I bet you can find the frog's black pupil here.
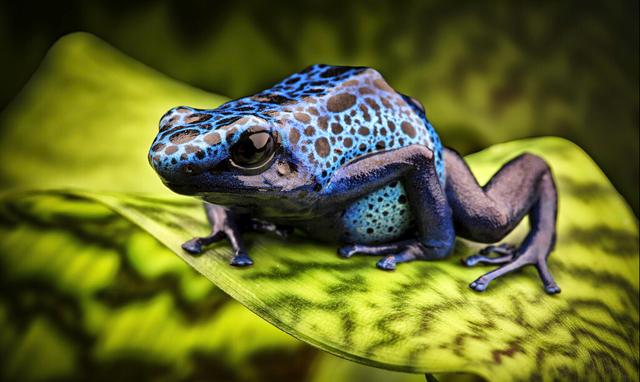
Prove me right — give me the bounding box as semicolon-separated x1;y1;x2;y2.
231;132;274;168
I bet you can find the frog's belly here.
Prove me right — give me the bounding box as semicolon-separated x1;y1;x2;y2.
341;183;414;244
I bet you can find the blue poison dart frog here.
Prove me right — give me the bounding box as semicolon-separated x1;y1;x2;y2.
149;65;560;294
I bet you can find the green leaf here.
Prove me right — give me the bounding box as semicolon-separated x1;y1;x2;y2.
0;192;311;381
0;33;637;381
0;32;226;193
5;137;637;381
0;190;462;382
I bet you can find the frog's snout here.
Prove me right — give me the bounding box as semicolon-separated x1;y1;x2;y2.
148;138;221;193
148;122;228;194
148;106;229;186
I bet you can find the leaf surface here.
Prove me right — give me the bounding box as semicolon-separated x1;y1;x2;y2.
0;192;312;381
0;32;226;193
13;137;636;381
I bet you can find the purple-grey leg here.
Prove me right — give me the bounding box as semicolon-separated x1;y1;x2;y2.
444;148;560;294
182;203;253;266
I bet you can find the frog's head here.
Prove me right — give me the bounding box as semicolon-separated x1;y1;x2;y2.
149;106;314;212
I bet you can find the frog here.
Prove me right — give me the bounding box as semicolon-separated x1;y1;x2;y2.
148;64;560;294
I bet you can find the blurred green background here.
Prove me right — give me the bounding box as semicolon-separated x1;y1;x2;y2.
0;1;637;381
0;0;638;213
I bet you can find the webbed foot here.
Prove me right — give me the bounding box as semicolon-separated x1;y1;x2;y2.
464;243;560;295
182;238;203;254
376;255;398;270
183;230;255;267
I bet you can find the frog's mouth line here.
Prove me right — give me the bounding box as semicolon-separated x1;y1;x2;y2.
163;178;321;213
162;180;281;199
162;181;198;196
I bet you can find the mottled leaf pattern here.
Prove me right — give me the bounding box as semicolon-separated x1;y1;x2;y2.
11;138;636;381
0;192;315;381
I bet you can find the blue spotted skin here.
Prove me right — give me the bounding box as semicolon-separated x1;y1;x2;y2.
149;64;444;244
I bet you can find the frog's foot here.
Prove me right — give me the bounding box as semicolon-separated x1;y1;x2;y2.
183;233;254;266
339;240;445;271
375;251;420;271
461;243;517;266
338;242;404;259
468;246;560;295
230;252;254;267
182;232;225;254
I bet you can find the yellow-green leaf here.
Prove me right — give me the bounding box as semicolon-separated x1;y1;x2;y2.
0;33;637;381
0;32;226;193
6;137;637;381
0;190;462;382
0;193;311;381
97;138;640;381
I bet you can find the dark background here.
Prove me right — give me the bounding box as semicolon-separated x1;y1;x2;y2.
1;0;638;213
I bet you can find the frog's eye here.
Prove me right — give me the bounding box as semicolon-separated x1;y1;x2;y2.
229;131;276;170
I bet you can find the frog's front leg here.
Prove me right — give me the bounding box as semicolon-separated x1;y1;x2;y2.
338;240;434;270
322;145;456;269
182;203;253;266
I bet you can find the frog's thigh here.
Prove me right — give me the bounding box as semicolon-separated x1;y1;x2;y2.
444;148;556;242
341;183;413;243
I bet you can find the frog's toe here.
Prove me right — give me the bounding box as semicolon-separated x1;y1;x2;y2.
462;253;514;267
376;256;397;271
469;277;490;292
182;238;203;254
482;243;517;255
545;283;561;295
338;245;357;258
182;231;225;255
461;254;482;267
230;253;254;267
462;243;516;267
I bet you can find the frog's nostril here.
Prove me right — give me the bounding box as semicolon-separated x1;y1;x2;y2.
148;151;162;169
182;163;204;176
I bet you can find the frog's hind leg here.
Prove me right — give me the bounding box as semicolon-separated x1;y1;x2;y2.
444;148;560;294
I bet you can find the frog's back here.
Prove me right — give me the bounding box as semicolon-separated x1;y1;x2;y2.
174;64;444;185
264;65;444;243
260;65;444;185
